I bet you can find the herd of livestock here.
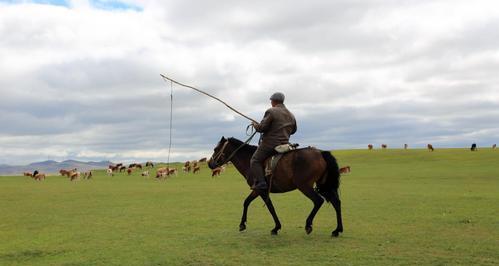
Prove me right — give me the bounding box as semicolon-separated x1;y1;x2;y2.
367;143;496;151
23;157;227;181
21;143;495;181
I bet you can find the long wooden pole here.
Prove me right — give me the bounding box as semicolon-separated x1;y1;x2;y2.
160;74;257;123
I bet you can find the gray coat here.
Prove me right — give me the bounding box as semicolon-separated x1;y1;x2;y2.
253;103;297;148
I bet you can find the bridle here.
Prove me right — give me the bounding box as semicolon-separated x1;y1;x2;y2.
211;129;257;167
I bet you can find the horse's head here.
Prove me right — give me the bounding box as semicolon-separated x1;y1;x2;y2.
208;136;234;169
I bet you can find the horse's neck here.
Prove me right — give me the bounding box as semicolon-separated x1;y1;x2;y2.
230;150;253;180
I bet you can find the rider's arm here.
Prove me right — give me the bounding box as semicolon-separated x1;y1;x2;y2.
253;109;273;133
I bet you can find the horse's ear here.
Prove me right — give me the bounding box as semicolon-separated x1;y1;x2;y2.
220;136;226;142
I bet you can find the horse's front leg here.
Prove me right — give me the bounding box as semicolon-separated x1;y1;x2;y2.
260;193;282;235
239;190;258;231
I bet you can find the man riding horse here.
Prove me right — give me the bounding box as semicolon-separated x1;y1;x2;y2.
250;92;297;193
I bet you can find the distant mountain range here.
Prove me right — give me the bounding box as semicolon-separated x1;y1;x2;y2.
0;160;112;176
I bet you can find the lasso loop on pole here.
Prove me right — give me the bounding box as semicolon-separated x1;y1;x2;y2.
246;124;255;136
167;80;173;169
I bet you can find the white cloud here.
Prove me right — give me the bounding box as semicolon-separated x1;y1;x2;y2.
0;0;498;164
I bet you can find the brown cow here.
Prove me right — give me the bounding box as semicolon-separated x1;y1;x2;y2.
182;165;191;173
427;144;434;151
69;171;80;181
193;165;201;174
33;173;46;181
339;166;351;174
211;167;223;177
59;169;73;177
83;171;92;179
168;168;178;176
156;167;169;179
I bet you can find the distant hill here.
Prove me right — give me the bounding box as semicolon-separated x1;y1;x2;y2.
0;160;112;176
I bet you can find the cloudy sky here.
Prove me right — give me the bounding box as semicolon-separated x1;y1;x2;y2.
1;0;498;165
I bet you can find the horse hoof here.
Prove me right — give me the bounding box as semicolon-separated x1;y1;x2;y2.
239;224;246;232
271;230;279;235
332;230;340;237
305;226;313;235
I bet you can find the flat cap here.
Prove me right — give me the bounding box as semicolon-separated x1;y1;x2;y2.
269;92;285;102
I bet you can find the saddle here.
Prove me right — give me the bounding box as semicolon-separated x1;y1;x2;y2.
265;143;299;177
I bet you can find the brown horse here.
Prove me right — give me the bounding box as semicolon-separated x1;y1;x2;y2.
208;137;343;237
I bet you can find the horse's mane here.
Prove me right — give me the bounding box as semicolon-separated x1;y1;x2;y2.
228;137;257;153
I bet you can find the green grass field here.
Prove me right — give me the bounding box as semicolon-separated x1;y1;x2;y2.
1;148;498;265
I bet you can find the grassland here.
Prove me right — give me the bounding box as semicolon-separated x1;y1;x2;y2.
0;148;498;265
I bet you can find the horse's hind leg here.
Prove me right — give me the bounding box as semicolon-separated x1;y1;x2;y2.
298;186;324;234
260;192;282;235
329;191;343;237
240;191;258;231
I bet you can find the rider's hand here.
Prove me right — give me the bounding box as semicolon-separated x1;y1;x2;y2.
251;121;259;128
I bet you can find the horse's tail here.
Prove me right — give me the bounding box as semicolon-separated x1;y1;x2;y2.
316;151;340;202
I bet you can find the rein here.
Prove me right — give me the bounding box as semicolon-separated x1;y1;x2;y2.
213;128;257;167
